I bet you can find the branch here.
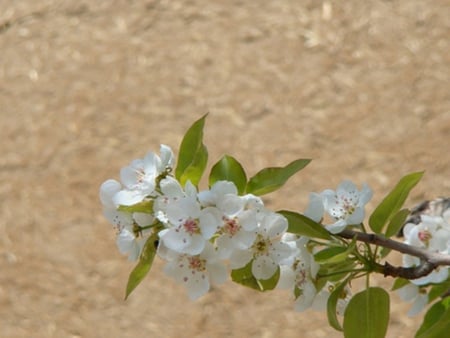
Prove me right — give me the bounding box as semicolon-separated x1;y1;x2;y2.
338;229;450;280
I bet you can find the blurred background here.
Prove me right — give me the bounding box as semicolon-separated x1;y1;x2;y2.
0;1;448;337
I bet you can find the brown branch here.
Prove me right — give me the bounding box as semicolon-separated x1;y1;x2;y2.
338;229;450;280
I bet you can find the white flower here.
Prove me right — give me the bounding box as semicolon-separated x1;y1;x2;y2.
113;145;175;206
160;242;227;300
157;180;222;255
204;182;265;258
397;283;428;316
100;179;155;261
230;211;294;280
403;214;450;285
278;236;321;312
321;180;373;234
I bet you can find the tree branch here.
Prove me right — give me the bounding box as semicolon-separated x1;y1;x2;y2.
338;229;450;280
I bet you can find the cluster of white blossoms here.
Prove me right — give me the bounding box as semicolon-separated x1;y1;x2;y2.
398;207;450;315
100;145;374;308
304;180;373;234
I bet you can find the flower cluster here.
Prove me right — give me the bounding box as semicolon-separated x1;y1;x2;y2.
100;145;370;311
397;206;450;315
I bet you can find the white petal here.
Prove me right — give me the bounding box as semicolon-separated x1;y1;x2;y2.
100;179;122;207
270;242;295;264
252;255;277;280
408;293;428;316
143;152;159;175
229;249;253;269
265;213;288;238
277;265;295;289
185;272;210;300
325;219;348;234
113;189;147;206
359;183;373;205
304;192;324;222
347;207;364;225
199;207;222;239
160;176;184;198
294;280;316;312
159;144;175;169
183;234;206;255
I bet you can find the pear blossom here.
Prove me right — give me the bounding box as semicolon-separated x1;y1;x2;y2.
202;181;264;258
100;179;155;261
113;145;175;206
397;283;428;316
278;236;320;312
230;211;294;280
160;242;227;300
321;180;373;234
402;214;450;285
157;179;222;255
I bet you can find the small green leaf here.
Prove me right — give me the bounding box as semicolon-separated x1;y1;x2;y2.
343;287;390;338
175;115;208;187
315;241;355;264
246;158;311;196
327;279;349;331
369;172;424;234
384;208;410;238
209;155;247;194
278;210;332;240
391;278;410;291
415;301;450;338
428;280;450;303
231;261;280;292
125;232;159;299
118;200;154;214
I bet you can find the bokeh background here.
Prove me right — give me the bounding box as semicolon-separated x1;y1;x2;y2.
0;1;449;337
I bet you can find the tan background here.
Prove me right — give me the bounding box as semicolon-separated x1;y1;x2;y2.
0;1;449;337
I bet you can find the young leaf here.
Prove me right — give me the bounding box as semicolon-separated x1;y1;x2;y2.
369;171;423;234
415;301;450;338
246;158;311;196
209;155;247;194
384;208;410;238
125;232;159;299
278;210;332;240
175;114;208;187
231;261;280;292
327;279;350;331
391;278;409;291
315;239;356;264
117;200;154;214
343;287;390;338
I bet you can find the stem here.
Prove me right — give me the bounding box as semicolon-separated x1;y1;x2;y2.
338;229;450;280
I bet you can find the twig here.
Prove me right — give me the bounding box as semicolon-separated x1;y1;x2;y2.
339;229;450;279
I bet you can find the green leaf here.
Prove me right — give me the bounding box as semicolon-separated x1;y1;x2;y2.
369;172;424;234
428;280;450;303
391;278;409;291
231;261;280;292
175;115;208;187
327;279;349;331
415;301;450;338
278;210;332;240
343;287;390;338
315;240;356;264
209;155;247;194
125;232;159;299
246;158;311;196
384;208;410;238
117;200;154;214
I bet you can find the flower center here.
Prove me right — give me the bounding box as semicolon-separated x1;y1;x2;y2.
187;256;206;272
222;217;241;236
252;234;270;256
183;218;200;235
418;230;432;243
